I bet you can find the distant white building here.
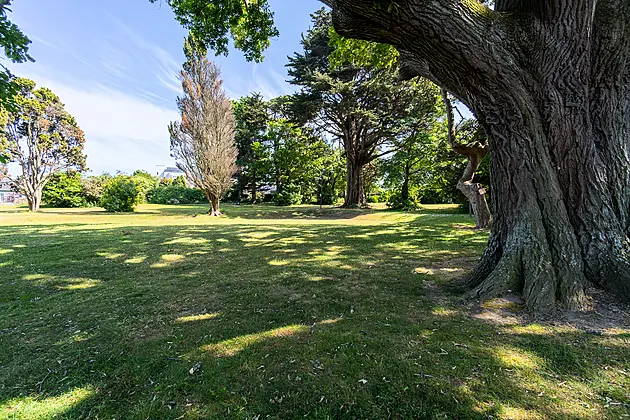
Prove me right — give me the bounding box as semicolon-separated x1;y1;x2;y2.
0;176;23;205
158;167;186;182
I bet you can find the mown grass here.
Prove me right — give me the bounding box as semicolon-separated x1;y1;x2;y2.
0;204;628;419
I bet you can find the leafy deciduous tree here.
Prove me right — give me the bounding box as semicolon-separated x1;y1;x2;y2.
0;78;86;211
0;0;33;114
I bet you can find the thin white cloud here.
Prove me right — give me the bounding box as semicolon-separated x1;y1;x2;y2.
250;65;293;100
108;13;182;95
14;70;178;175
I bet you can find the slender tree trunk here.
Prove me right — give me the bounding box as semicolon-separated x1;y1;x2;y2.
343;157;366;207
457;158;491;229
401;163;410;202
442;89;492;229
251;170;257;204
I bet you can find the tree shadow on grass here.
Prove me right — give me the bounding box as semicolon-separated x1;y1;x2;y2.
0;217;628;419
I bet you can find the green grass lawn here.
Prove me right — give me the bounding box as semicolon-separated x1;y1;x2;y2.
0;204;628;419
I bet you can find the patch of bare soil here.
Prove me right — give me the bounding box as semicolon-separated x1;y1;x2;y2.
467;288;630;333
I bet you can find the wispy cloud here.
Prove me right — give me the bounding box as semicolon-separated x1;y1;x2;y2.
250;65;293;100
222;64;294;100
108;13;182;95
15;70;178;175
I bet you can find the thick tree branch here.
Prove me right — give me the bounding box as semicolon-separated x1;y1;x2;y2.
327;0;512;94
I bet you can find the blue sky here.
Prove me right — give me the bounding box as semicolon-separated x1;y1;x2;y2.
6;0;323;175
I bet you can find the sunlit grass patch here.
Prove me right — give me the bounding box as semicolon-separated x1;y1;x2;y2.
414;267;435;275
124;256;146;264
176;313;219;323
202;324;309;356
23;273;53;281
494;346;543;370
163;237;210;245
1;387;95;420
95;251;125;260
58;278;101;290
431;307;459;317
150;253;185;268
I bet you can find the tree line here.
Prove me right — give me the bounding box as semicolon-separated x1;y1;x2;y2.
144;0;630;309
1;9;488;219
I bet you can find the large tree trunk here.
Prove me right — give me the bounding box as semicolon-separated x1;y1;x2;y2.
329;0;630;310
26;185;42;212
208;195;221;217
344;157;366;207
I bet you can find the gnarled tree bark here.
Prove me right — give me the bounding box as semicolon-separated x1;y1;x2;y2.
327;0;630;310
442;88;491;229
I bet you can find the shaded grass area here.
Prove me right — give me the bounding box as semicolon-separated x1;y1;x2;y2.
0;204;628;419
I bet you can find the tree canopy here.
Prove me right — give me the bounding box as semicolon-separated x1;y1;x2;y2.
0;0;33;114
0;78;86;211
149;0;278;62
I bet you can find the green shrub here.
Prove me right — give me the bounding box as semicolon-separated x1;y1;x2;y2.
387;191;420;211
273;184;302;206
100;176;141;212
42;171;86;208
131;170;158;203
81;173;112;205
147;185;206;205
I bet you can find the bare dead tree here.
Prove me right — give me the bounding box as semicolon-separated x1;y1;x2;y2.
169;36;237;216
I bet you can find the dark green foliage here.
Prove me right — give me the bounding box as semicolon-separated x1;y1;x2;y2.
150;0;278;62
131;170;158;203
0;1;33;112
387;191;419;210
287;10;443;207
42;171;86;208
147;185;206;205
273;183;302;206
99;176;141;212
233;93;270;202
173;175;187;187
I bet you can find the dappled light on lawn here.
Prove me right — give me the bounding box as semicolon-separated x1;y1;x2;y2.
0;204;628;419
150;253;185;268
1;387;95;420
201;324;309;357
176;313;220;323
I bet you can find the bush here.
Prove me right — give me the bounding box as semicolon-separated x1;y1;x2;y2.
147;185;206;205
100;176;141;212
387;191;420;211
81;173;112;205
42;171;86;208
131;170;158;203
273;184;302;206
